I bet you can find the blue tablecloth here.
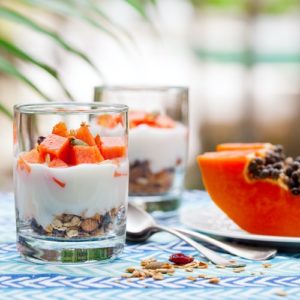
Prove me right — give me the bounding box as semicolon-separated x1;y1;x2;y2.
1;191;300;299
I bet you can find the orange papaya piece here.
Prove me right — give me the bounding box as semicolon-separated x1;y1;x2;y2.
100;137;126;160
52;177;66;188
197;145;300;237
97;114;121;128
155;115;175;128
48;158;68;168
52;122;69;137
128;110;157;128
75;123;96;146
94;134;103;152
217;143;270;152
21;149;42;163
128;111;147;128
129;110;176;128
71;145;104;165
17;149;42;173
39;134;71;163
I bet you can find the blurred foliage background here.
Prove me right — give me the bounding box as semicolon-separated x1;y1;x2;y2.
0;0;300;190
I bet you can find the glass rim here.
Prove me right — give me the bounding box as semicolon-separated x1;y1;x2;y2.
94;85;189;93
14;102;129;114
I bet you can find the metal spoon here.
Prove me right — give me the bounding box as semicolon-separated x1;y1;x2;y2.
126;203;246;267
174;228;276;261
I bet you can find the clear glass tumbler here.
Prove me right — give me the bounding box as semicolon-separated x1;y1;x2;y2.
13;103;128;263
94;86;188;216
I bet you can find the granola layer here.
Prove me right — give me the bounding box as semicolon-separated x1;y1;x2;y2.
30;206;126;238
129;160;175;195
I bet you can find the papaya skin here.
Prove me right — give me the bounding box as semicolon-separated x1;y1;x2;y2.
198;150;300;237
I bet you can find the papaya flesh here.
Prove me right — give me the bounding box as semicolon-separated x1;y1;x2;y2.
216;143;271;152
198;143;300;237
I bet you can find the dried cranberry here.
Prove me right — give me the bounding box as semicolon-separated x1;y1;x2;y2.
169;253;194;265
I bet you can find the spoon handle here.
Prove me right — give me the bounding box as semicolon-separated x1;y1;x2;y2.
155;225;242;267
174;228;277;261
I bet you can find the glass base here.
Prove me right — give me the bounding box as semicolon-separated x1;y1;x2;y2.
129;192;181;218
17;233;125;264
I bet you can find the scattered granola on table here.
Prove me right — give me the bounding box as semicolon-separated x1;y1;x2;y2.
275;290;288;297
208;277;220;284
121;255;224;282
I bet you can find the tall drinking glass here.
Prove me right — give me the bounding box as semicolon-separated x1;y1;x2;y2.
14;103;128;263
94;86;188;216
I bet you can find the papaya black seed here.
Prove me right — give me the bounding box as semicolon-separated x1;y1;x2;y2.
285;167;293;177
273;162;283;170
254;158;264;165
292;172;300;181
271;169;280;180
291;188;300;195
260;169;270;179
292;162;300;171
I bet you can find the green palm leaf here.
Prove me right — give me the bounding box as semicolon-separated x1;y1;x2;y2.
0;102;13;119
0;56;52;101
0;6;104;79
16;0;127;50
0;38;74;100
125;0;149;20
84;0;137;46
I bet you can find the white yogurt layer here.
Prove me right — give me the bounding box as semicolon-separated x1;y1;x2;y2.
15;160;128;228
129;123;187;173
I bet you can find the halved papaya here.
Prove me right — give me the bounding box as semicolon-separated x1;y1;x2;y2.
198;144;300;237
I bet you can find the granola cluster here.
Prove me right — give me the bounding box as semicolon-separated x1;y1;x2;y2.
31;206;126;238
121;256;274;283
129;161;175;195
121;257;219;282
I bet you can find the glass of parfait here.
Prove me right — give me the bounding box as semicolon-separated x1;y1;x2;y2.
94;86;188;216
13;103;128;264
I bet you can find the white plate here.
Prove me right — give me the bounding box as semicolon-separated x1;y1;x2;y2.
180;192;300;248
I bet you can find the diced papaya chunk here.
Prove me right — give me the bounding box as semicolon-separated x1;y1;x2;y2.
39;134;71;163
75;123;96;146
97;114;121;128
17;157;31;173
48;158;68;168
17;149;42;173
155;115;175;128
128;111;176;128
129;111;148;128
52;177;66;188
71;145;104;165
100;137;126;159
21;149;42;163
52;122;69;137
94;134;103;153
